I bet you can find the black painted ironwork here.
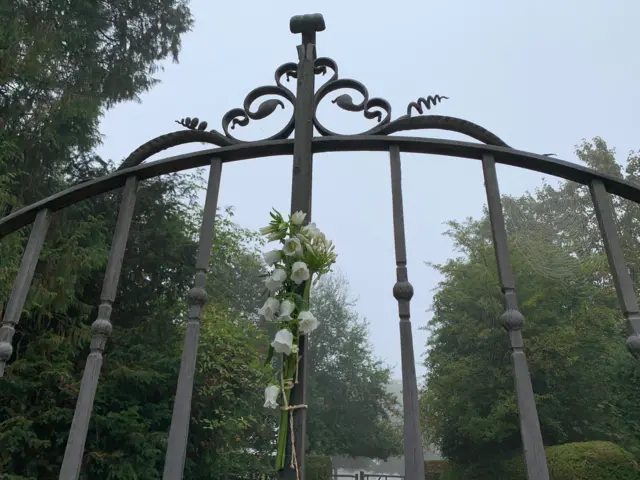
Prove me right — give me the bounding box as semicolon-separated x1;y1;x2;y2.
589;179;640;357
0;208;50;376
163;157;223;479
59;176;139;480
282;13;322;480
482;154;549;479
389;145;425;480
1;11;640;480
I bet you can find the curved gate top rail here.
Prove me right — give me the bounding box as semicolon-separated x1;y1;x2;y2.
1;12;639;480
3;136;640;239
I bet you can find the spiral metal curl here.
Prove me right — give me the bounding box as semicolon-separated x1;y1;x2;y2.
406;95;450;116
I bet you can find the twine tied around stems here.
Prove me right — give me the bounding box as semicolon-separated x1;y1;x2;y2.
281;403;307;480
281;351;306;480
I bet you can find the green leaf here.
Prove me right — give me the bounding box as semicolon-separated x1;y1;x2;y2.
264;345;275;366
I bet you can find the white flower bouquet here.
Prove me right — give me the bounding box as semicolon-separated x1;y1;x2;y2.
258;209;337;473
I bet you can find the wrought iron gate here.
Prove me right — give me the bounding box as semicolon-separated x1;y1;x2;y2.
333;473;405;480
1;12;640;480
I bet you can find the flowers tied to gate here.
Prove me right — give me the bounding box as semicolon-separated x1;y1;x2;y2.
258;209;337;472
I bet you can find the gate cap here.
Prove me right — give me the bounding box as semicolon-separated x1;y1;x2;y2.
290;13;326;35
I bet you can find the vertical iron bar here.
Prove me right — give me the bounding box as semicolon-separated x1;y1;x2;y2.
388;145;425;480
163;157;223;479
0;208;51;377
285;13;325;480
589;179;640;357
481;154;549;480
59;175;139;480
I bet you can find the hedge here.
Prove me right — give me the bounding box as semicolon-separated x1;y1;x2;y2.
425;460;450;479
439;441;640;480
307;455;332;480
502;441;639;480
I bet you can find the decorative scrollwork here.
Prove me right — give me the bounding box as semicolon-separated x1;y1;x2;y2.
220;84;295;142
313;57;392;136
406;95;449;116
307;59;510;146
174;62;298;144
275;62;298;90
119;55;510;172
118;61;300;170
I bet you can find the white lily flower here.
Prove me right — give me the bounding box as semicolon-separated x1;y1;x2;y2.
263;249;282;266
279;299;295;320
283;237;303;257
265;269;287;293
264;385;280;409
291;261;310;285
298;311;319;335
291;211;307;226
258;297;280;322
271;329;294;355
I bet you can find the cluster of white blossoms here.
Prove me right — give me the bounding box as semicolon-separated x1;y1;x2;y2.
260;210;336;408
257;209;337;471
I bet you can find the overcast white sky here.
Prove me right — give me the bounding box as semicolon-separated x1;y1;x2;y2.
96;0;640;380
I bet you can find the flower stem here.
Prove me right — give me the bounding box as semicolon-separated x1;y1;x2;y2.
275;277;313;472
275;354;296;470
275;407;288;469
303;275;312;309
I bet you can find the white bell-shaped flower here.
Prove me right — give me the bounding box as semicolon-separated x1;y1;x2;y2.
258;297;280;322
263;249;282;266
301;222;321;239
265;269;287;293
283;237;303;258
279;299;295;321
264;384;280;409
290;261;310;285
298;311;319;335
291;211;307;226
271;329;294;355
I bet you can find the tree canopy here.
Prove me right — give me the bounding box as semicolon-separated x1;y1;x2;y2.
0;1;420;477
308;274;403;460
420;137;640;470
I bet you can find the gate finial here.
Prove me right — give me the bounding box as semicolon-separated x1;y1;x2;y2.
289;13;326;36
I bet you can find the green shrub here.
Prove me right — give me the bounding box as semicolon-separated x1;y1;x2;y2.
438;464;468;480
425;460;450;479
307;455;332;480
502;441;640;480
438;462;502;480
438;441;639;479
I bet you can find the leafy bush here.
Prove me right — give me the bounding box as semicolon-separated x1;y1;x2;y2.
502;441;640;480
439;465;464;480
439;463;501;480
425;460;450;479
307;455;332;480
440;441;640;479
